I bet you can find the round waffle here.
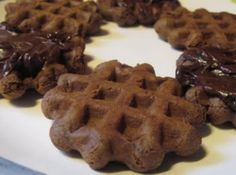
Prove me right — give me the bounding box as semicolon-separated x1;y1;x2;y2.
0;25;85;99
155;7;236;50
97;0;180;26
5;0;103;37
176;47;236;127
42;60;206;172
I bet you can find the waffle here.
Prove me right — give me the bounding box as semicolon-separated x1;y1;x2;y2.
176;47;236;127
0;24;85;100
5;0;103;37
155;7;236;50
97;0;180;26
42;60;206;172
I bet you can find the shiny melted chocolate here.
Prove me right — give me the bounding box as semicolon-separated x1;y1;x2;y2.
176;47;236;111
0;24;72;78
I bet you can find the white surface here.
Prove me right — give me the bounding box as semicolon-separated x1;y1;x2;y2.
0;0;236;175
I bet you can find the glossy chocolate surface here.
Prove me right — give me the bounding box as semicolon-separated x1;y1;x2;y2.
176;47;236;111
0;24;73;78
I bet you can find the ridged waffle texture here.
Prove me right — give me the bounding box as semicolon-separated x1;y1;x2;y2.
155;7;236;50
5;0;103;37
42;60;206;172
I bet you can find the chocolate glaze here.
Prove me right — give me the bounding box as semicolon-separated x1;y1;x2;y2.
0;24;74;78
176;47;236;111
116;0;179;8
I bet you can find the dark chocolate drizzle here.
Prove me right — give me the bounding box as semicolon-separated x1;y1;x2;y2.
176;47;236;111
0;23;73;78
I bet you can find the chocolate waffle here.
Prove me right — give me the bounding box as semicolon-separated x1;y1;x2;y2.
155;7;236;50
97;0;180;26
5;0;103;37
42;60;206;172
0;25;85;100
176;47;236;127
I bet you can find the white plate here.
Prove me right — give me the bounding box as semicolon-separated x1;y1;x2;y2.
0;0;236;175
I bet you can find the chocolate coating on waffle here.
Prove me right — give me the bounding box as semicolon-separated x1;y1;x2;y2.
42;60;206;172
98;0;180;26
176;48;236;126
0;30;60;78
0;25;85;99
155;7;236;50
5;0;103;37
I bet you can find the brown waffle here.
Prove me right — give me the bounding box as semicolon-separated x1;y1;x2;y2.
5;0;103;37
176;47;236;127
42;60;206;172
97;0;180;26
0;24;85;100
155;7;236;50
185;87;236;127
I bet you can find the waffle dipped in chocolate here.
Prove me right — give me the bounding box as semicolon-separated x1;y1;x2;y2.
97;0;180;26
176;48;236;127
0;24;85;100
155;7;236;50
5;0;103;37
42;60;206;172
